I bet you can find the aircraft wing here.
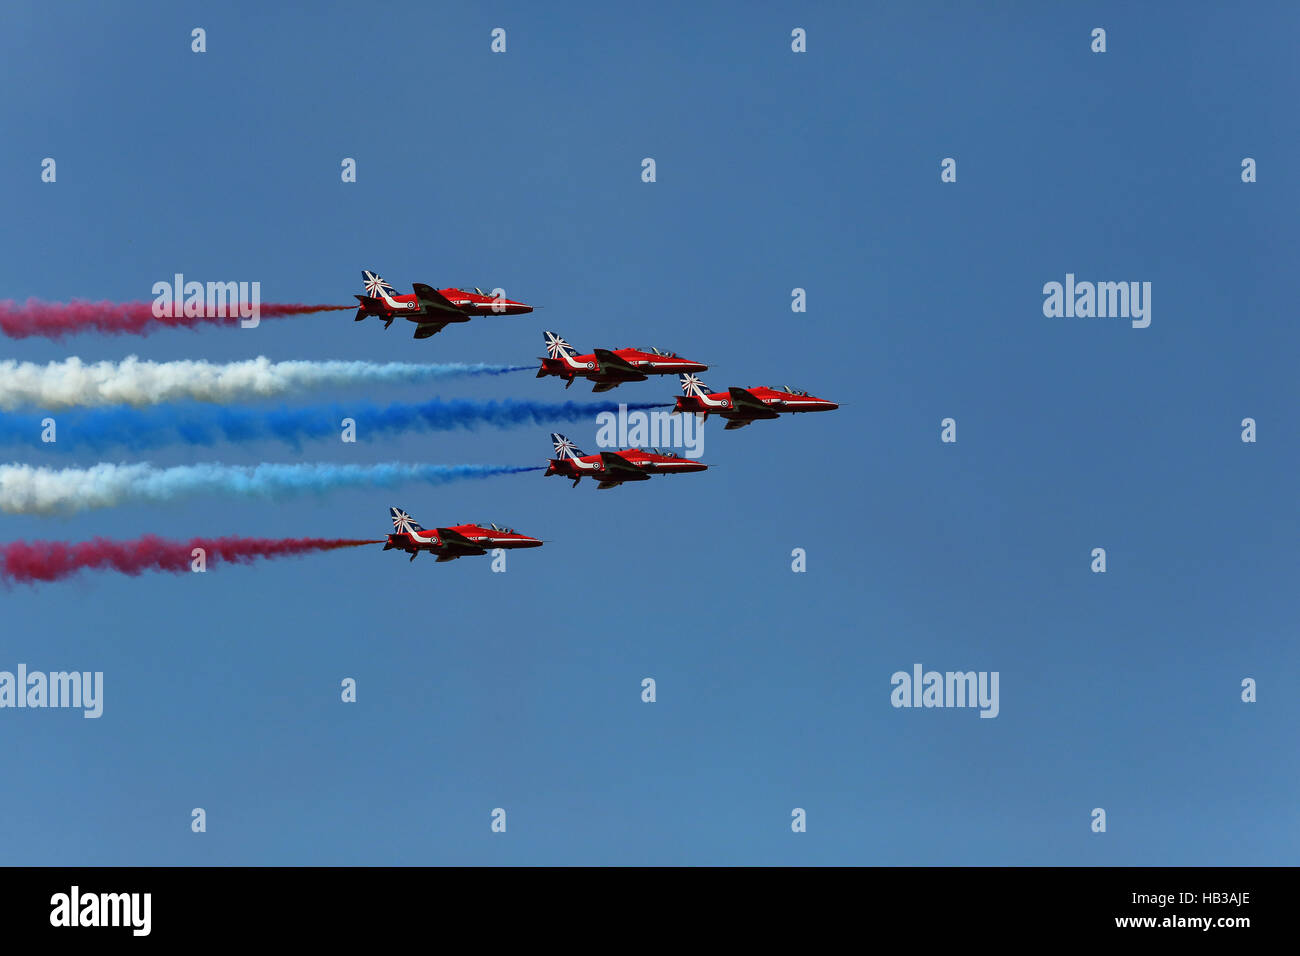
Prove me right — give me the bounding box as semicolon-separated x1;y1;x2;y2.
411;283;468;316
728;387;780;418
434;527;488;556
413;321;449;339
598;452;651;479
592;349;648;381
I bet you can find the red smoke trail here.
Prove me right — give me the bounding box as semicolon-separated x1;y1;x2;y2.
0;300;352;339
0;535;383;583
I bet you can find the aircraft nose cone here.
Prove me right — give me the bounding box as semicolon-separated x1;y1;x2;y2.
521;537;543;547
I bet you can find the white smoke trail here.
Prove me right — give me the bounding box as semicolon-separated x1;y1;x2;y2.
0;462;541;515
0;356;529;410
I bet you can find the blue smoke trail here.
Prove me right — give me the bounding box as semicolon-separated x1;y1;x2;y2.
0;399;671;452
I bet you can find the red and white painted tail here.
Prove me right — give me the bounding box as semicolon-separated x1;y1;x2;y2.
550;433;586;459
355;270;408;326
544;330;577;361
675;373;714;419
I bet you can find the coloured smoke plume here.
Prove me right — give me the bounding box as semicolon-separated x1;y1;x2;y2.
0;462;544;515
0;356;533;409
0;399;672;452
0;300;351;339
0;535;383;584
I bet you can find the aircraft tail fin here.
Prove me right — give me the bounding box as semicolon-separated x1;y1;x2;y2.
544;331;576;359
679;373;710;397
551;433;585;460
362;270;396;298
390;506;423;534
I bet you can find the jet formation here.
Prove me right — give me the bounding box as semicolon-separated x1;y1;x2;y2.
349;268;839;560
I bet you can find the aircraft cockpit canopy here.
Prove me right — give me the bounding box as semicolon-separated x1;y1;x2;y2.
618;346;679;357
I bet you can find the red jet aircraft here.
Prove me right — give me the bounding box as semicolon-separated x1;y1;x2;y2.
536;331;708;392
545;433;708;489
354;270;534;339
383;507;543;562
673;374;839;429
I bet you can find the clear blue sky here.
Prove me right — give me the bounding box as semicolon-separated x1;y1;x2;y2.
0;1;1295;865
